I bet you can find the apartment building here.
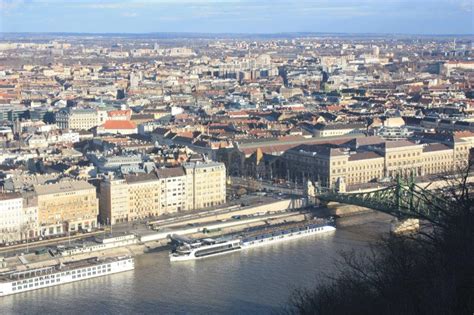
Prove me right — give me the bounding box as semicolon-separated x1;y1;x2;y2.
98;162;226;225
127;173;162;220
0;193;23;244
34;181;99;236
157;167;188;213
55;108;99;130
22;193;39;240
184;161;226;209
98;178;130;224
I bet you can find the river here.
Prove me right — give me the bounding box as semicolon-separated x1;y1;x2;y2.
1;212;392;315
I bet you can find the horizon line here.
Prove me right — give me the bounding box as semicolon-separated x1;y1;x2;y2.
1;31;473;37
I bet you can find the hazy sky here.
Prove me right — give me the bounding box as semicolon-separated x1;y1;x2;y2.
0;0;473;34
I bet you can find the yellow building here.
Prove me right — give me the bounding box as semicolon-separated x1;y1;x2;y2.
346;152;385;186
127;173;162;220
422;143;454;175
34;181;98;236
55;108;99;130
379;140;424;178
98;162;226;225
184;162;226;209
453;132;474;170
98;177;130;225
281;137;473;188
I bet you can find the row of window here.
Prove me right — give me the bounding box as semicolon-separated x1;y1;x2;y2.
71;268;111;280
388;152;421;158
12;263;113;287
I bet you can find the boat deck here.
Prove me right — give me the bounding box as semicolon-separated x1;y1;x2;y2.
0;256;131;282
238;219;332;240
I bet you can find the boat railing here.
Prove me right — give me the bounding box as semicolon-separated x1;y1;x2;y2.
239;219;330;240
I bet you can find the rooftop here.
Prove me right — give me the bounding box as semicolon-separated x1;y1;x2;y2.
34;181;95;195
102;120;137;130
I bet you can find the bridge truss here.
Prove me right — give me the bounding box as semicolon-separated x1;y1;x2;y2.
317;177;451;223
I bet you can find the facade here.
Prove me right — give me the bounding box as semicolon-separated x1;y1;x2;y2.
34;181;99;236
157;167;188;213
127;173;162;220
98;178;130;224
55;108;99;130
22;193;39;240
279;144;346;188
0;193;23;244
312;123;366;138
375;140;425;179
346;152;385;186
280;138;474;188
98;162;226;225
183;161;226;209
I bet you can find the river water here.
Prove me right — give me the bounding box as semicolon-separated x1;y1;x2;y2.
1;212;391;315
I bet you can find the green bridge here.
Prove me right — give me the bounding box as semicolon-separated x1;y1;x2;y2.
315;177;451;223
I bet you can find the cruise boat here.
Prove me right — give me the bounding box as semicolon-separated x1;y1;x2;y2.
169;218;336;262
240;220;336;248
0;256;134;297
169;238;242;262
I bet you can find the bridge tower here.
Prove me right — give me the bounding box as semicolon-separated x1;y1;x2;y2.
304;180;317;206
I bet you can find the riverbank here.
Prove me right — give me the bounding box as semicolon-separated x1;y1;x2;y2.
1;210;392;274
1;209;393;314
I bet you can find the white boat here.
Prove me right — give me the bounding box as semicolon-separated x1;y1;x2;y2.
241;224;336;248
0;256;134;297
169;238;242;262
169;219;336;262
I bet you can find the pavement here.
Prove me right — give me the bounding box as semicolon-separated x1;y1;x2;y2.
0;193;294;258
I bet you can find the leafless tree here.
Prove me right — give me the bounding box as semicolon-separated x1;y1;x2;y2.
285;163;474;315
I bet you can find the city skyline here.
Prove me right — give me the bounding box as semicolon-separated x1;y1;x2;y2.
0;0;473;35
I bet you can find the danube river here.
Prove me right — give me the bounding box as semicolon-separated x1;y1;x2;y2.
2;212;392;315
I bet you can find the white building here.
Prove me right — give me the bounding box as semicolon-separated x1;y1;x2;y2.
157;167;188;213
0;193;24;244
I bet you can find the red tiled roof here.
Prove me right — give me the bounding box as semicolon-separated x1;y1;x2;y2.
102;120;136;129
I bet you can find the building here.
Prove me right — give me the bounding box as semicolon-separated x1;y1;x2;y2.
279;144;349;188
22;193;39;240
87;153;143;173
34;181;99;236
183;161;226;209
55;108;99;130
157;167;188;213
0;193;23;244
98;177;130;224
126;172;162;220
98;162;226;225
373;140;425;179
312;122;366;138
96;120;137;135
279;137;473;188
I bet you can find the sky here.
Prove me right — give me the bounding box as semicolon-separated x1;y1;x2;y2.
0;0;473;34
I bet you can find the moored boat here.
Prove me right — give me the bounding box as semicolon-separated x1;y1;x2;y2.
169;218;336;262
0;255;134;297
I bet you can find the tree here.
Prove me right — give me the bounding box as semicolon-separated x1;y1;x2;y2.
286;165;474;315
